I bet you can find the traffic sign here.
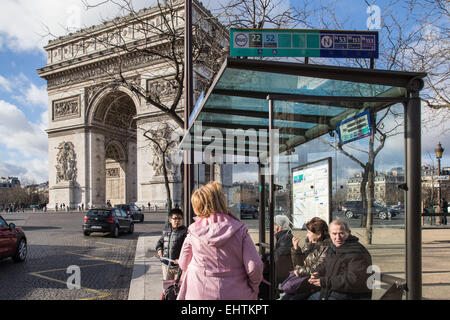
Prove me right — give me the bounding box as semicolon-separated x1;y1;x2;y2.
230;29;378;58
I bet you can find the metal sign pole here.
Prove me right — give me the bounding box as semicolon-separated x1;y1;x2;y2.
268;98;275;300
184;0;194;225
405;79;424;300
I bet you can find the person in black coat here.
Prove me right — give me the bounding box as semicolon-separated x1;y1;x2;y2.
273;215;294;287
156;208;188;280
308;219;373;300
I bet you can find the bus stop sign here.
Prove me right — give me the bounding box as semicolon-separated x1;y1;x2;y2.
230;29;378;59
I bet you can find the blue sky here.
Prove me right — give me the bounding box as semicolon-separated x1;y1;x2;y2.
0;0;448;184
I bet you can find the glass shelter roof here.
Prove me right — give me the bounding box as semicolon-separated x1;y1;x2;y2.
180;57;426;157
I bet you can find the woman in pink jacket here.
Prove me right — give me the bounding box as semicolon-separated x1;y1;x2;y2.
177;181;263;300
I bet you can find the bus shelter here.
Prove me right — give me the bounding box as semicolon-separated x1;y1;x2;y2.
180;57;426;300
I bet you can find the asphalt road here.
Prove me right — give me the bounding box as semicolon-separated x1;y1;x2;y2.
0;211;166;300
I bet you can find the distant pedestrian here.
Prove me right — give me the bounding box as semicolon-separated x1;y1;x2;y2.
148;202;151;212
441;199;448;225
81;203;84;211
156;208;188;280
176;181;263;300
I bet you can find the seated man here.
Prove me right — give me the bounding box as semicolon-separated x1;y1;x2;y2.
308;219;373;300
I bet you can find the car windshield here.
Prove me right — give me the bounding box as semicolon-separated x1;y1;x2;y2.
131;204;140;210
0;216;8;228
87;210;111;217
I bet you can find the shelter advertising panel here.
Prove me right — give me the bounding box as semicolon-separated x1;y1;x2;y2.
292;157;331;229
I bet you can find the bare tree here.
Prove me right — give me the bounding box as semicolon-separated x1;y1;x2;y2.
140;121;181;214
322;107;403;243
289;0;448;242
79;0;227;128
215;0;299;29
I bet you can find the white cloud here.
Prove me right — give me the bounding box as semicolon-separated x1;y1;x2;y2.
19;83;48;108
0;158;48;183
0;100;48;158
0;72;48;108
0;0;153;53
0;99;48;183
0;75;12;92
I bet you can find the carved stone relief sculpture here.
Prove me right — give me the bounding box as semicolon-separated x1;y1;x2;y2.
53;96;80;120
55;141;77;183
106;168;120;178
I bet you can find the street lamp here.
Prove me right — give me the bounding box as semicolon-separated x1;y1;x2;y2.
435;142;444;224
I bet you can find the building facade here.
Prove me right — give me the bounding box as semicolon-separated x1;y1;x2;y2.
38;0;228;210
0;177;21;189
346;169;405;206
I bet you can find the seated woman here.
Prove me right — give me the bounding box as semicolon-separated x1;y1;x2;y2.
281;217;331;300
274;215;294;288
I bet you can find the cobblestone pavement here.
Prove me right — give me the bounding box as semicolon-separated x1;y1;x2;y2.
0;211;166;300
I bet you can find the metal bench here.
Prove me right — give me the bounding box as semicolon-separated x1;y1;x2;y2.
378;273;407;300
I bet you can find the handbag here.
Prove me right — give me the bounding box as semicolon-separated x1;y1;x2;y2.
279;271;308;294
161;269;182;300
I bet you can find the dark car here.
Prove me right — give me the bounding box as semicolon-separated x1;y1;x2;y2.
0;215;27;263
83;208;134;237
230;203;259;219
340;201;396;220
114;204;144;222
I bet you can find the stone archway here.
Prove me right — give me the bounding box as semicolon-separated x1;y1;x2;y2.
105;141;127;206
88;89;138;207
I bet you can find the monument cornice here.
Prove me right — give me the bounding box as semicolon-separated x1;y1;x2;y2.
38;36;183;79
46;123;136;140
42;0;219;50
40;48;176;91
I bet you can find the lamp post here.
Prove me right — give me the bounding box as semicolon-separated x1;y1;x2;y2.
435;142;444;224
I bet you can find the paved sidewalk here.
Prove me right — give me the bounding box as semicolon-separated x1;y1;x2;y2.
128;235;163;300
128;227;450;300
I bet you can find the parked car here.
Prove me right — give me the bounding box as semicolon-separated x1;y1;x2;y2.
83;208;134;237
340;201;396;220
0;215;27;262
230;203;259;219
114;204;144;222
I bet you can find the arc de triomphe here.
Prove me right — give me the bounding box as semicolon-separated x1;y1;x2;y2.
37;0;227;210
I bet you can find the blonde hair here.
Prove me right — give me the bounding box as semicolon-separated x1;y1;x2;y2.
191;181;229;218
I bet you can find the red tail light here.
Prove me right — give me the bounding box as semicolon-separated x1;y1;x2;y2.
83;216;88;222
107;217;114;223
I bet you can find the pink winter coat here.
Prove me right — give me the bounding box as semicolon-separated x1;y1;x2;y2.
176;212;263;300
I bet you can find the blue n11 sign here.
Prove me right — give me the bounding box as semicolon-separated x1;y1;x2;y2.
337;110;373;145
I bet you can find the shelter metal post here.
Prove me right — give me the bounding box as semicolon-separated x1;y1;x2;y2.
268;98;275;300
184;0;194;225
258;162;266;256
405;82;423;300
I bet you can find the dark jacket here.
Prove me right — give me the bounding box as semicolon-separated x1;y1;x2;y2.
291;236;331;277
274;229;294;285
156;225;188;268
316;235;372;300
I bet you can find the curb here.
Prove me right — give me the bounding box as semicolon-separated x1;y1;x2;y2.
128;235;163;300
